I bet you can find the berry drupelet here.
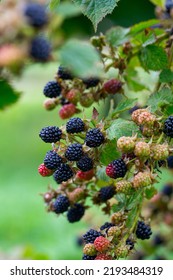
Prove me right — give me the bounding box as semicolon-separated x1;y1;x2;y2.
53;163;74;183
136;221;152;240
106;159;127;179
57;66;73;80
163;116;173;137
83;229;103;244
85;128;104;148
43;81;62;98
98;186;115;202
24;3;48;28
67;203;85;223
66;117;85;134
39;126;62;143
65;143;83;161
30;36;51;62
53;195;70;214
44;150;63;170
77;156;93;172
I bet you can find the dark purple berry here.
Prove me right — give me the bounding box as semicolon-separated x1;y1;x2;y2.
44;150;63;170
67;203;85;223
53;164;74;183
85;128;104;148
39;126;62;143
66;118;85;134
53;195;70;214
65;143;83;161
43;81;61;98
77;156;93;172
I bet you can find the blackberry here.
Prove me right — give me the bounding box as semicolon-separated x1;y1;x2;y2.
83;229;102;244
24;3;48;28
85;128;104;147
43;81;61;98
82;254;96;260
30;36;51;62
58;66;73;80
66;117;85;134
167;156;173;168
44;150;63;170
106;159;127;179
60;97;70;106
53;195;70;214
162;183;173;197
83;77;100;88
39;126;62;143
136;221;152;240
126;239;134;250
100;222;114;231
163;116;173;138
65;143;83;161
53;164;73;183
67;203;85;223
77;156;93;172
99;186;115;202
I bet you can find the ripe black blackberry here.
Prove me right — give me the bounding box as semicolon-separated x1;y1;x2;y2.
66;117;85;134
44;150;63;170
85;128;104;147
82;254;96;260
106;159;127;179
24;3;48;28
100;222;114;231
77;156;93;171
136;221;152;240
39;126;62;143
98;186;115;202
162;183;173;197
53;195;70;214
58;66;73;80
83;229;102;244
65;143;83;161
67;203;85;223
167;156;173;168
126;239;134;250
53;164;73;183
83;77;100;88
30;36;51;62
43;81;62;98
163;116;173;138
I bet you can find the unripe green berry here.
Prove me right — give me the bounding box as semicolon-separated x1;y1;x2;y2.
111;212;125;224
83;243;97;256
80;94;94;107
150;144;169;160
107;226;121;238
115;245;129;258
133;172;152;189
116;180;132;194
134;141;150;158
138;111;156;126
117;136;136;153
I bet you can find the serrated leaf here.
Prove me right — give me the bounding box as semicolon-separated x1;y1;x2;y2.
159;69;173;83
96;166;110;182
106;118;141;141
145;186;157;199
130;19;160;35
147;87;173;112
49;0;60;10
149;0;165;8
139;45;168;71
105;26;130;47
0;79;20;110
59;39;103;78
100;140;121;165
111;98;138;117
72;0;120;31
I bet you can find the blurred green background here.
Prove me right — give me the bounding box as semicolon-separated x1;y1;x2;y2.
1;0;172;260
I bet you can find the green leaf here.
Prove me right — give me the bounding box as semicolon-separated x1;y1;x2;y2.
139;45;168;71
55;2;81;17
145;186;157;200
126;207;138;228
96;166;110;182
59;39;103;78
159;69;173;83
126;190;143;210
149;0;165;8
147;87;173;112
49;0;60;10
130;19;160;35
0;79;20;110
72;0;120;31
100;140;121;165
106;118;141;141
105;26;130;47
111;98;138;117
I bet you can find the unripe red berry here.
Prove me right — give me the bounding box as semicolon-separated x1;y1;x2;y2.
94;236;110;252
76;169;94;181
66;89;81;105
43;99;56;111
95;253;112;260
38;163;54;177
59;104;76;119
103;79;123;94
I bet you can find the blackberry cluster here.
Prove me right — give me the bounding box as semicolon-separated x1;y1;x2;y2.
67;203;85;223
65;144;83;161
77;156;93;172
53;195;70;214
163;116;173;138
24;3;48;28
136;221;152;240
44;150;63;170
39;126;62;143
66;118;85;134
30;36;51;62
98;186;115;202
53;164;74;183
85;128;105;147
106;159;127;179
83;229;103;244
43;81;62;98
58;66;73;80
